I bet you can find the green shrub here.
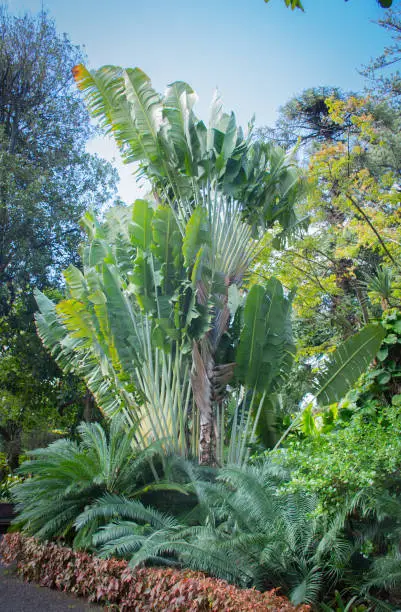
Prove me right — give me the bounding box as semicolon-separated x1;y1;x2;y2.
276;403;401;512
0;473;23;502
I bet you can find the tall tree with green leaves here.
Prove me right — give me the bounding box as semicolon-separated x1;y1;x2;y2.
0;7;118;312
37;63;301;465
363;6;401;105
35;65;385;466
253;92;401;359
257;87;350;150
0;7;118;465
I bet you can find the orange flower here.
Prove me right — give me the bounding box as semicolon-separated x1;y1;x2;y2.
72;64;86;83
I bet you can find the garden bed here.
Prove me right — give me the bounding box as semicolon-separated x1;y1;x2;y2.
0;533;309;611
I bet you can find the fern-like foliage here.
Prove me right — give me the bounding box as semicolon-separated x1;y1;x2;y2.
345;487;401;599
12;418;179;546
86;460;351;605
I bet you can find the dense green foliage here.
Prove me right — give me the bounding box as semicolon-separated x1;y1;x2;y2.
267;311;401;508
5;3;401;610
279;403;401;511
12;419;185;547
0;7;118;467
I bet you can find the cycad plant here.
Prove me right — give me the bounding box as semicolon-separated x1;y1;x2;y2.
347;487;401;600
12;418;182;546
184;464;353;605
77;461;351;605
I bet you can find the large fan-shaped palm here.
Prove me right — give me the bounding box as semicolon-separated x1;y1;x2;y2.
43;65;302;466
35;66;384;466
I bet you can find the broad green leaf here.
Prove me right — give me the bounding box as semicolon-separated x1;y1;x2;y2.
163;81;197;175
129;254;155;313
314;323;386;406
182;207;210;267
236;280;295;393
235;285;268;390
152;206;183;293
63;266;88;300
255;394;281;448
124;68;163;164
73;64;124;136
130;199;154;250
221;112;238;161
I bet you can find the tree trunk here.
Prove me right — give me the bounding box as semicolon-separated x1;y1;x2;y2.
191;340;216;466
82;389;96;422
191;277;234;466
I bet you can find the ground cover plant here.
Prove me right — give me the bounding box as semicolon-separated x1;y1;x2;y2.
0;532;309;611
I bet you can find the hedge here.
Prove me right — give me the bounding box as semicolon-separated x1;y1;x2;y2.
0;533;309;611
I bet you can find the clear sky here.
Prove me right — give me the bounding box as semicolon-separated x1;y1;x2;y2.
5;0;398;202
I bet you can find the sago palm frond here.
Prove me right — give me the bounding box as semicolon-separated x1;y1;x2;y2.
13;418;175;544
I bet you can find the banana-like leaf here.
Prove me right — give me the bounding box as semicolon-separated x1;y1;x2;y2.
124;68;163;164
254;393;282;449
72;64;123;135
314;323;386;406
235;279;295;393
151;206;183;295
130;199;154;251
130;254;156;313
163;80;197;175
235;285;267;390
35;289;124;418
63;265;88;301
182;207;210;267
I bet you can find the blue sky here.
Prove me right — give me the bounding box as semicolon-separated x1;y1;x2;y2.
6;0;396;201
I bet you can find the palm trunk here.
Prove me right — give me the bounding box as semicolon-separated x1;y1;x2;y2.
191;286;234;466
191;339;216;466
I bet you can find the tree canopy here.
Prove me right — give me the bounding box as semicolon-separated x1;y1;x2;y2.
0;7;118;314
0;7;117;466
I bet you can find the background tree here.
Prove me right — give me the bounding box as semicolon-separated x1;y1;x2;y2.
0;7;117;312
256;87;350;150
254;94;401;353
363;7;401;104
0;6;118;467
251;8;401;422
